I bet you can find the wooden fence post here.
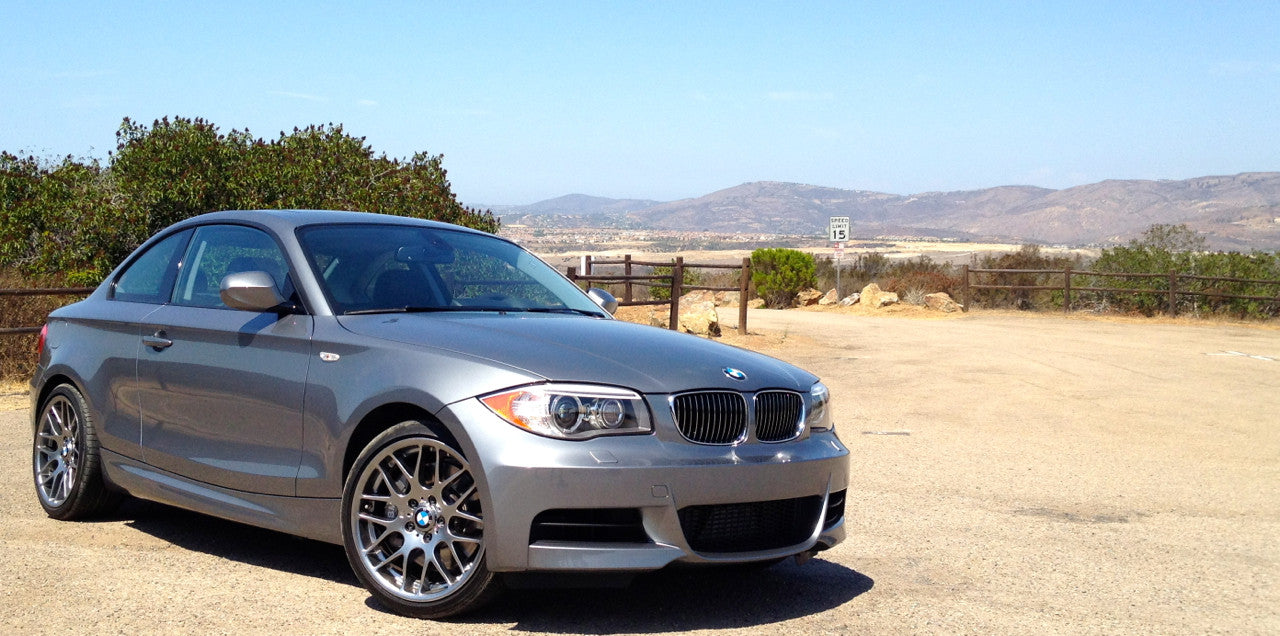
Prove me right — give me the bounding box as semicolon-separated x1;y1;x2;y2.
583;255;593;277
566;266;577;288
1063;265;1072;314
623;254;633;303
1167;270;1177;316
667;257;684;330
738;257;750;335
961;264;970;312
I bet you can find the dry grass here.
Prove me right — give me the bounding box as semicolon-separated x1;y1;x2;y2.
0;382;28;412
0;270;84;384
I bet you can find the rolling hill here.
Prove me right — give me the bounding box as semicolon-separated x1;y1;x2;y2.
485;172;1280;249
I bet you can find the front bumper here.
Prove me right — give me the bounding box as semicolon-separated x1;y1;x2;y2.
439;399;850;573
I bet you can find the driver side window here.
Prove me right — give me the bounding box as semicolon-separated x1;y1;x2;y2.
172;225;292;309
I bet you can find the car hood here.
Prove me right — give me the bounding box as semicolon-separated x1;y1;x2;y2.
336;313;818;394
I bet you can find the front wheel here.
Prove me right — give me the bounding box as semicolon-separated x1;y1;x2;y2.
341;421;499;619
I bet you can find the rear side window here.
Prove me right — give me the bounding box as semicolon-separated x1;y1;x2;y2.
112;230;191;304
172;225;292;309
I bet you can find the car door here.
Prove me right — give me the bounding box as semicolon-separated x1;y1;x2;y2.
137;224;312;496
86;228;193;459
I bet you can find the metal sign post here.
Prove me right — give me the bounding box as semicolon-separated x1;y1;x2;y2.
829;217;849;298
834;242;844;298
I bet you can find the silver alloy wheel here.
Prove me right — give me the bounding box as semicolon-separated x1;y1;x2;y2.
34;394;80;508
349;437;485;602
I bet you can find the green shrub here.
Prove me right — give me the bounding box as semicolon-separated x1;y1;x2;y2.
649;264;701;301
882;269;962;300
971;244;1083;310
1092;227;1280;318
1;116;498;284
751;248;816;308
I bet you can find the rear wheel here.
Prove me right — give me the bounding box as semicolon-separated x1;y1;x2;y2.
341;421;499;619
33;384;122;519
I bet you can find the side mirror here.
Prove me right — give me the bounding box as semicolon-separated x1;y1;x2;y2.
220;271;290;312
587;287;618;315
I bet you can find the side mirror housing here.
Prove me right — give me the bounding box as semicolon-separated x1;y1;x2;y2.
220;271;290;312
587;287;618;315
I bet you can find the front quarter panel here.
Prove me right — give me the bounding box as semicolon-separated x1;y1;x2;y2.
295;317;542;497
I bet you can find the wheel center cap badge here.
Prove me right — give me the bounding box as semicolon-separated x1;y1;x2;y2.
414;509;433;529
723;367;747;381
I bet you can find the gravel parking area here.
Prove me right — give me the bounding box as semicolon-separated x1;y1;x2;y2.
2;310;1277;634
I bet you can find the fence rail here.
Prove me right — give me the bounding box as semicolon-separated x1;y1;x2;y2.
0;287;95;335
566;255;750;333
960;265;1280;315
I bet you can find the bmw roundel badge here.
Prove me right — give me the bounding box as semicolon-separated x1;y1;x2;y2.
723;367;747;381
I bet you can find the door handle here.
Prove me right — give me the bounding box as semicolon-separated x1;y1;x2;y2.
143;331;173;350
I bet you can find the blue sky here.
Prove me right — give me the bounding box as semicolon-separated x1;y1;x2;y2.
3;1;1278;205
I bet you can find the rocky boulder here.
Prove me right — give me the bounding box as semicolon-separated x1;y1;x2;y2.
925;292;963;313
818;289;840;305
679;289;714;305
714;291;740;307
795;288;823;306
860;283;898;308
644;308;670;328
839;293;860;306
747;298;766;309
679;301;721;336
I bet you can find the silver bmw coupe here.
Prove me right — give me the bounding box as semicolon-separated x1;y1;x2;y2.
30;209;849;618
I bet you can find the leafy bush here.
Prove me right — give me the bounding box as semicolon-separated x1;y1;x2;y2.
883;269;962;301
751;248;816;308
1093;225;1280;317
0;269;82;381
1;116;497;284
815;252;889;295
971;244;1083;310
649;264;701;301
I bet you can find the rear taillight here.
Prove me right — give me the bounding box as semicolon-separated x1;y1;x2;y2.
37;324;47;356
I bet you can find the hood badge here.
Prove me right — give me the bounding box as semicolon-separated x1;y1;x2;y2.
723;367;747;381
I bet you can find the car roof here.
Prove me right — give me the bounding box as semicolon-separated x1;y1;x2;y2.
176;209;491;237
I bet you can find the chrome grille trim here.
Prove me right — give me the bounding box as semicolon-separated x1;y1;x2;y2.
754;391;805;442
670;391;748;445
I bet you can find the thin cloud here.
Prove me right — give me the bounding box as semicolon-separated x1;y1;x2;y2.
357;99;378;106
270;91;328;102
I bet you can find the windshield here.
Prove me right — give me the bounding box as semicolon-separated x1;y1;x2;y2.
296;224;607;317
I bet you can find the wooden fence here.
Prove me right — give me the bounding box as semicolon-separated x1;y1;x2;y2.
960;265;1280;315
0;287;95;336
566;255;751;334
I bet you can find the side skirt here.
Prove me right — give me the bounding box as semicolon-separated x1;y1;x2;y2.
101;448;342;545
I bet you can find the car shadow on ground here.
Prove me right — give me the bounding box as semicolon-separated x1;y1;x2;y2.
117;499;872;630
117;499;358;587
457;558;873;632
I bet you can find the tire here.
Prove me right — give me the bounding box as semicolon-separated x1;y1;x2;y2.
341;421;500;619
32;383;123;519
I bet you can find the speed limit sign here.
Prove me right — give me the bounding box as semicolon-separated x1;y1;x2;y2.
828;217;850;242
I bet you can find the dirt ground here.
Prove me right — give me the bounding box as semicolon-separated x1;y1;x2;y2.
2;309;1277;634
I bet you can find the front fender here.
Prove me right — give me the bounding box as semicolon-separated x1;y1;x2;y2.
295;317;541;497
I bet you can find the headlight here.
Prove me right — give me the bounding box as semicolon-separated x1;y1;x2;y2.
480;384;652;440
805;381;832;432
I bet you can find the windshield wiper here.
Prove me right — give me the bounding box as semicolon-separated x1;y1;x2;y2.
521;307;605;317
343;306;515;315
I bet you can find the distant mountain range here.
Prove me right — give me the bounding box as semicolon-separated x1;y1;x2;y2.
483;172;1280;249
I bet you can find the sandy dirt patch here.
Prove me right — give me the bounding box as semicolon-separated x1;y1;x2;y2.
2;310;1277;633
